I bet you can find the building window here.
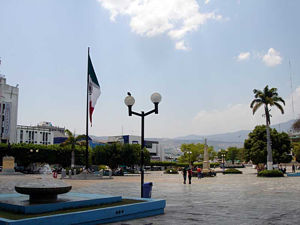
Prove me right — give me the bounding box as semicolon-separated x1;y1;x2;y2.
20;130;23;142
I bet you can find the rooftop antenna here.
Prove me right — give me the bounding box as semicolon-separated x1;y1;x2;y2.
289;60;295;120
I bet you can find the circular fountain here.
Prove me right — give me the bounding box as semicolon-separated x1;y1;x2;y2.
15;179;72;203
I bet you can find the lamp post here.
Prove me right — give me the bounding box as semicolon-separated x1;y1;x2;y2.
187;151;192;168
124;92;162;198
221;153;226;172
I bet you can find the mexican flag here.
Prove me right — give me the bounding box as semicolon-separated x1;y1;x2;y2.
88;54;101;126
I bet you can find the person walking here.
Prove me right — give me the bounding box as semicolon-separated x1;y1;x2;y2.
188;168;193;184
197;167;202;179
182;167;187;184
292;164;295;173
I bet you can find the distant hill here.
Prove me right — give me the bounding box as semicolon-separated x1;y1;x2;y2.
90;119;295;154
175;119;295;143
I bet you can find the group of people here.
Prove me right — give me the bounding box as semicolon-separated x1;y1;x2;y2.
182;166;203;184
278;164;298;173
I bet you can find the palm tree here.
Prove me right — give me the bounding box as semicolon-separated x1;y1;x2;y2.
60;130;86;168
250;85;285;170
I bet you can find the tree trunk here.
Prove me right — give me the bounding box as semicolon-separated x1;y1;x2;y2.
265;106;273;170
71;151;75;168
71;143;75;168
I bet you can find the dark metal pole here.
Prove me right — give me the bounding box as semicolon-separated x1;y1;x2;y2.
85;47;90;170
141;111;145;198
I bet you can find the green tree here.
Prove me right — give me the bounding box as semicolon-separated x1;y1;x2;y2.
237;148;246;163
217;149;227;160
227;147;240;164
292;118;300;132
92;143;150;170
244;125;292;165
250;85;285;170
178;143;215;165
292;142;300;162
60;129;86;168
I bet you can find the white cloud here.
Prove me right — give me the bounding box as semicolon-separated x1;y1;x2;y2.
98;0;222;50
205;0;211;4
192;86;300;134
262;48;282;67
237;52;250;61
175;40;189;50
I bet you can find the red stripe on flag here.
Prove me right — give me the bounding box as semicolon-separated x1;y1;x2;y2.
89;101;94;127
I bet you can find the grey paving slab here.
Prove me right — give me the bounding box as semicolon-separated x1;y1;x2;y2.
1;168;300;225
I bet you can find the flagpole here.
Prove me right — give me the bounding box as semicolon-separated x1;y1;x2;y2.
86;47;90;170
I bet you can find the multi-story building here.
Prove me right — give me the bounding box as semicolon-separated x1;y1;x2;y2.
107;135;165;161
37;121;65;138
16;122;65;145
16;125;54;145
0;75;19;143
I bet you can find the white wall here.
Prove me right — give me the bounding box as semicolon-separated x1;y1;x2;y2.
0;76;19;143
16;126;54;145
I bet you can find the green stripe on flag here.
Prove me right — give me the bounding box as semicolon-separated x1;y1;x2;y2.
88;55;100;87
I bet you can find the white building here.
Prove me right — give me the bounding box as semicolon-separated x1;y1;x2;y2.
37;121;65;138
107;135;165;161
0;75;19;143
16;125;54;145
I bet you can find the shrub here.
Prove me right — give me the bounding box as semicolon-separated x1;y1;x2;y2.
164;168;179;174
257;170;284;177
223;168;242;174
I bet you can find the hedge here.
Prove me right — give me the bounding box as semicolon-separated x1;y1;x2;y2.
223;168;242;174
149;161;220;168
0;143;90;168
257;170;284;177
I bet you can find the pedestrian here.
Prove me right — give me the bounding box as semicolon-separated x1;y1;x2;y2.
197;167;202;179
292;164;295;173
182;167;187;184
188;168;193;184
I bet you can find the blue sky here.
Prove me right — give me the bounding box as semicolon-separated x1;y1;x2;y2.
0;0;299;138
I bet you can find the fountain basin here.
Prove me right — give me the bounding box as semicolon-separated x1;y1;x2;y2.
15;184;72;203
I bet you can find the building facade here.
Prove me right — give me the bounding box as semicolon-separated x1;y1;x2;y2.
37;121;65;138
0;76;19;143
107;135;165;161
16;125;54;145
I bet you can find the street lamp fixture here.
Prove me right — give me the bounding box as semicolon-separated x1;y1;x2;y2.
221;153;226;172
186;151;192;168
124;92;162;198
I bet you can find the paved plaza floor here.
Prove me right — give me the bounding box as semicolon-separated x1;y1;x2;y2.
1;167;300;225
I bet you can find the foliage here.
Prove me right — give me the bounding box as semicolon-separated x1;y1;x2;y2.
61;130;86;148
292;118;300;132
148;161;219;168
92;143;150;170
250;85;285;170
217;149;227;160
177;143;216;165
60;130;87;167
244;125;292;165
250;85;285;124
257;169;284;177
217;148;245;163
0;143;87;168
223;168;242;174
226;147;240;164
149;161;177;167
164;168;179;174
292;142;300;162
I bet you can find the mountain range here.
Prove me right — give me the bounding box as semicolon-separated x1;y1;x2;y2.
91;119;296;155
